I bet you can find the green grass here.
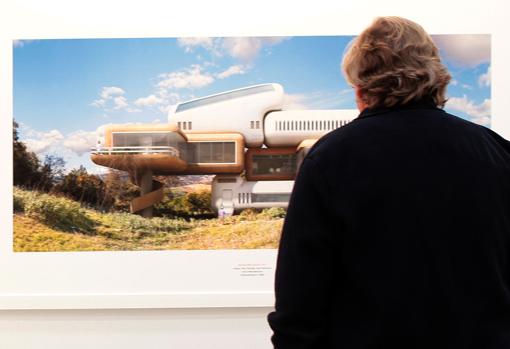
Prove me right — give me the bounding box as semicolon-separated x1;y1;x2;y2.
13;187;283;252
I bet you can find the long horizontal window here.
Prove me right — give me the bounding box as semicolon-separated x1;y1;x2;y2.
112;132;184;147
175;84;275;113
184;141;236;163
251;193;291;203
252;154;297;176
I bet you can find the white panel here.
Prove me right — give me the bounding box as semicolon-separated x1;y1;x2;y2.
169;84;284;147
264;109;358;146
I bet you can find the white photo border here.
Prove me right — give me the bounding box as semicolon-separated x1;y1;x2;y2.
0;0;508;309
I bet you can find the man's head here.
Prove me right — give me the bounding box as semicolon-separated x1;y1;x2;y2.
342;16;451;111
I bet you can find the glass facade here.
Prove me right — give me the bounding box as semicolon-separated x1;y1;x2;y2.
184;141;236;163
251;193;291;203
175;84;275;113
252;153;297;176
111;132;184;148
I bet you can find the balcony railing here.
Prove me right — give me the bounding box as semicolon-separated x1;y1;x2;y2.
91;146;180;156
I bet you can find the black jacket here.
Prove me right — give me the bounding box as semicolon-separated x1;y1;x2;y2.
268;99;510;349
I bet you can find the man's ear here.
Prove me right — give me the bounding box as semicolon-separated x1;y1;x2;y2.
355;86;363;100
354;86;368;112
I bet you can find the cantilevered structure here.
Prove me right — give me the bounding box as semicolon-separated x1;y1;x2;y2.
91;83;356;217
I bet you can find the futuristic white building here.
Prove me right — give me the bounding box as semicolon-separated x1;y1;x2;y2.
91;83;357;217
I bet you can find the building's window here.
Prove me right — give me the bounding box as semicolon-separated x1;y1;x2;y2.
188;121;192;130
252;153;297;176
251;193;291;203
177;122;181;129
182;122;187;130
256;120;260;129
250;121;254;129
112;132;184;148
212;142;225;162
218;177;237;183
238;193;242;203
175;84;275;113
185;141;236;163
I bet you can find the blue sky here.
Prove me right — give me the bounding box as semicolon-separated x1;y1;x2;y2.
13;35;491;173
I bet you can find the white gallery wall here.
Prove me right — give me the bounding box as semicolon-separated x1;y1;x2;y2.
0;308;273;349
1;1;509;348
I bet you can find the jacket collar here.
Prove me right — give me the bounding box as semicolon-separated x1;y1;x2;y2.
357;96;443;119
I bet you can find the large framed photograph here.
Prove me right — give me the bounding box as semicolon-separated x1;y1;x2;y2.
0;3;508;309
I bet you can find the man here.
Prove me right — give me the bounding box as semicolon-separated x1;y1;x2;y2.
268;17;510;348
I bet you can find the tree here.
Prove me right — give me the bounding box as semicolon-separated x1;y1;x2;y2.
55;165;113;209
37;155;66;192
102;169;140;211
13;120;42;188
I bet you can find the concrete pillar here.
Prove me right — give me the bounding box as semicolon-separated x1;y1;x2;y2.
140;170;153;218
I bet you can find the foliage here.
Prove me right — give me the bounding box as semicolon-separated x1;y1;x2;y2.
13;187;285;252
155;188;213;217
99;212;190;237
260;207;287;219
13;187;96;233
13;192;25;212
13;120;43;188
54;165;114;209
102;169;140;212
13;120;66;192
38;154;66;191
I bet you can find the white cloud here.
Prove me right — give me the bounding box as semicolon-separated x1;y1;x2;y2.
177;36;289;62
134;94;164;107
157;64;214;89
432;34;490;67
450;79;459;86
479;66;491;87
91;99;106;108
216;65;246;79
221;37;287;62
100;86;125;99
91;86;139;113
24;129;64;154
447;95;491;125
63;130;97;155
282;94;309;110
177;37;216;53
113;96;128;110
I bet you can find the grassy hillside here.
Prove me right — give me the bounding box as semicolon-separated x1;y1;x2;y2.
13;187;283;252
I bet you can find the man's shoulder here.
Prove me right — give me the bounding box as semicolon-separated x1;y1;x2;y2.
306;107;509;163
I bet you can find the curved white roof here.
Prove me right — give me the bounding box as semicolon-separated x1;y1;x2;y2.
168;83;284;147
